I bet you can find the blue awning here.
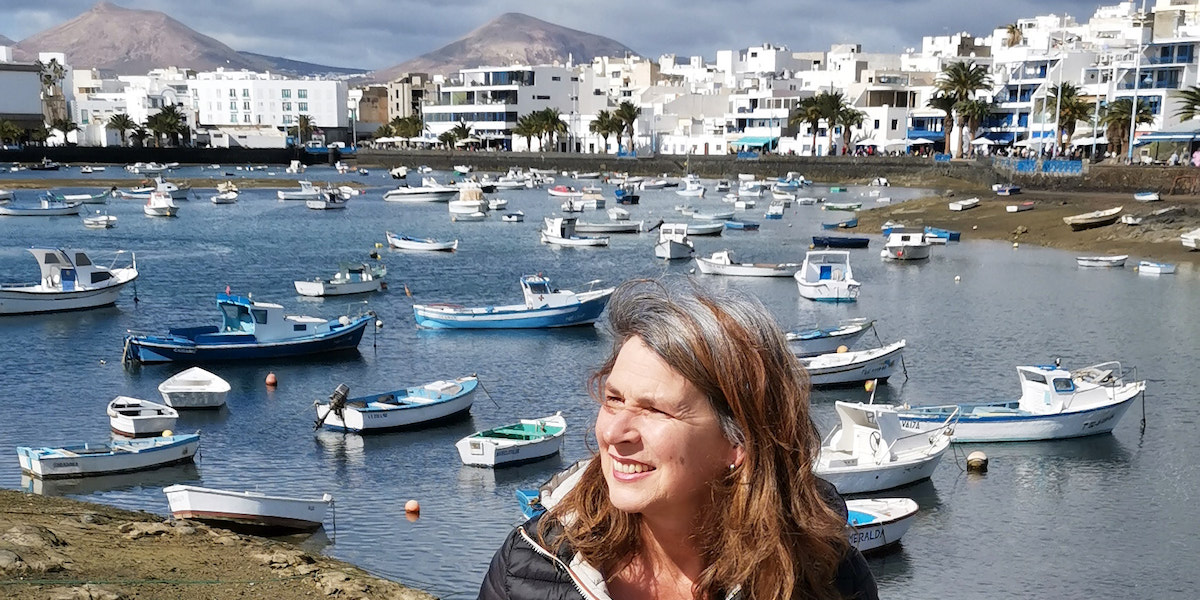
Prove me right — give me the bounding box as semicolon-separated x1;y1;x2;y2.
986;131;1017;142
731;136;777;147
1136;131;1200;142
907;130;945;141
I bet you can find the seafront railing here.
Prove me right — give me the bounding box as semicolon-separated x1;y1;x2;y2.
993;157;1084;177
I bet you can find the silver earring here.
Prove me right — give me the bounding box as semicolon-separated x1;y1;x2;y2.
728;464;736;471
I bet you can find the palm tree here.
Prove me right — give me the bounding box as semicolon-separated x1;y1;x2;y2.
589;109;618;153
157;105;189;146
614;101;641;154
0;120;22;145
390;115;425;139
937;61;993;157
814;91;850;154
35;58;68;122
954;99;993;154
514;114;540;151
536;108;566;151
926;93;958;154
835;106;866;153
438;130;458;149
1004;23;1024;47
49;118;79;144
107;113;137;146
373;124;394;139
450;120;473;148
1100;98;1155;160
289;114;315;146
1171;85;1200;122
25;125;49;147
1043;83;1095;153
790;96;823;156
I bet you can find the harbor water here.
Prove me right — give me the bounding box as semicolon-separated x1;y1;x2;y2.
1;165;1197;598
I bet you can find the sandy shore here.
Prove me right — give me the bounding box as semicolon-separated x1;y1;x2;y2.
0;490;434;600
849;176;1200;264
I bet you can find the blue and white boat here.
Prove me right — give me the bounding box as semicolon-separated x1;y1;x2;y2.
412;275;614;329
994;184;1021;196
786;319;876;357
811;236;870;249
922;226;961;242
18;434;200;479
847;498;919;554
723;219;760;231
123;293;376;363
821;217;858;230
313;377;479;433
896;361;1146;442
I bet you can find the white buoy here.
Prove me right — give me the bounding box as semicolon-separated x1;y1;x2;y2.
1012;242;1019;249
967;451;988;473
954;275;961;283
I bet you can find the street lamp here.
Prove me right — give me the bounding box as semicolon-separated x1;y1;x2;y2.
1128;1;1148;164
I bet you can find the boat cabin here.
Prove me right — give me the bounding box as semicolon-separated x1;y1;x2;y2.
1014;362;1121;413
543;216;580;239
826;402;906;464
520;275;581;309
802;251;853;281
28;248;116;291
658;223;691;243
884;228;927;246
216;293;330;341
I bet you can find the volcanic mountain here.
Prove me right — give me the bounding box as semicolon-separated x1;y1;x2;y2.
13;2;361;76
0;34;14;47
371;12;637;80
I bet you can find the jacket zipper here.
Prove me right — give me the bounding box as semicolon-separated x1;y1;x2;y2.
517;527;610;600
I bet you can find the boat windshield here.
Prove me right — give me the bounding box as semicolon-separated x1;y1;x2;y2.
526;282;551;295
221;303;253;332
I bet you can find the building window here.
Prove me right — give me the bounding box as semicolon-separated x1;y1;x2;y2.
243;101;250;110
283;102;292;111
282;89;292;98
243;114;250;123
571;77;579;82
298;89;308;99
891;119;898;130
228;89;236;97
298;102;308;111
283;115;293;124
242;88;250;97
229;101;237;111
230;113;237;123
552;76;561;81
873;119;880;129
534;95;550;100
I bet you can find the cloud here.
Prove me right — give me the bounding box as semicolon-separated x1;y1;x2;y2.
0;0;1112;70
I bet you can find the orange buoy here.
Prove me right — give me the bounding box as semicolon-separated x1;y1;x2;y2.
837;345;849;353
265;372;278;387
405;499;420;514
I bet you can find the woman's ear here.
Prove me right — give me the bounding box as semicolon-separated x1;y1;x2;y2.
731;445;746;469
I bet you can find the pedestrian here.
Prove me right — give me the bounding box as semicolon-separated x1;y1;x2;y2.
479;279;878;600
1168;151;1180;166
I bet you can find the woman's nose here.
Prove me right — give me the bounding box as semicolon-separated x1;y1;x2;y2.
599;406;639;446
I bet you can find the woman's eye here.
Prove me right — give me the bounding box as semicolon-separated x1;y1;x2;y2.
604;395;623;406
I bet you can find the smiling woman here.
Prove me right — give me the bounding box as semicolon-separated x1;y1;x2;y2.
479;279;878;600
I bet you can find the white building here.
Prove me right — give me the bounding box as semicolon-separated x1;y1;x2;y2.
424;65;576;150
190;69;348;147
0;46;44;133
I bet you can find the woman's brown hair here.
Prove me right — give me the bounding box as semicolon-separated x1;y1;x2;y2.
542;279;849;600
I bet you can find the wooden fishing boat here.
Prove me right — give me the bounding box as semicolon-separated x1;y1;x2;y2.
456;413;567;467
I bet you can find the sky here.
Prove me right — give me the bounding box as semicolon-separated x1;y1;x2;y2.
0;0;1109;71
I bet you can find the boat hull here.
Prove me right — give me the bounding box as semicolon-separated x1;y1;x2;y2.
315;377;479;432
881;244;931;260
847;498;920;554
787;321;874;357
18;435;200;479
457;434;564;467
696;258;798;277
294;279;382;296
413;295;610;329
124;316;372;363
801;341;905;387
0;278;135;315
655;240;694;259
163;485;331;533
817;444;947;494
797;281;859;302
897;392;1141;442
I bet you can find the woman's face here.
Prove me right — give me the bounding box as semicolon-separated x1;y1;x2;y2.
596;337;740;523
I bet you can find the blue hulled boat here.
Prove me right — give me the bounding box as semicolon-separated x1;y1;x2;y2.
822;217;858;229
923;226;961;242
123;293;375;363
812;236;870;249
412;275;614;329
723;219;760;230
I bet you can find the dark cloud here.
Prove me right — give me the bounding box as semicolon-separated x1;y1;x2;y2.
0;0;1110;70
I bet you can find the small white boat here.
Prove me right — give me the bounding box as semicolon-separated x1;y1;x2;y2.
386;231;458;251
1138;260;1176;275
847;498;919;554
695;250;800;277
765;201;785;219
453;165;473;175
390;166;409;179
1006;202;1034;213
1120;215;1143;225
501;211;525;222
83;212;117;229
693;208;735;221
0;248;138;315
107;396;179;438
305;191;349;210
814;400;952;494
452;211;487;222
880;228;931;261
561;198;586;213
384;184;458;202
450;185;490;214
574;219;646;234
799;340;906;387
163;484;333;533
456;413;567;467
823;202;862;211
217;181;239;194
158;367;230;409
541;216;610;246
607;206;630;221
1183;227;1200;249
488;198;508;210
948;197;980;211
412;275;612;329
314;377;480;432
686;221;725;236
211;191;239;204
18;434;200;479
1064;206;1122;231
143;191;179;217
294;262;386;296
869;177;890;187
897;360;1146;442
675;184;706;197
1076;255;1128;268
1134;191;1161;202
286;159;306;174
655;223;694;259
796;251;860;302
0;197;83;216
277;181;322;201
580;192;605;209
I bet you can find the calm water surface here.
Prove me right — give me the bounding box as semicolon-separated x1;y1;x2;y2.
1;164;1197;598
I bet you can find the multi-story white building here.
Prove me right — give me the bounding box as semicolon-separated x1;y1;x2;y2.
73;67;195;147
190;69;348;147
423;65;576;150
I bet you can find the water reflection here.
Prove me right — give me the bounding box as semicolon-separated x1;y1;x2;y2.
22;462;200;497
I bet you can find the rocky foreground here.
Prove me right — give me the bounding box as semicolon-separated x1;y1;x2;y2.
0;490;434;600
